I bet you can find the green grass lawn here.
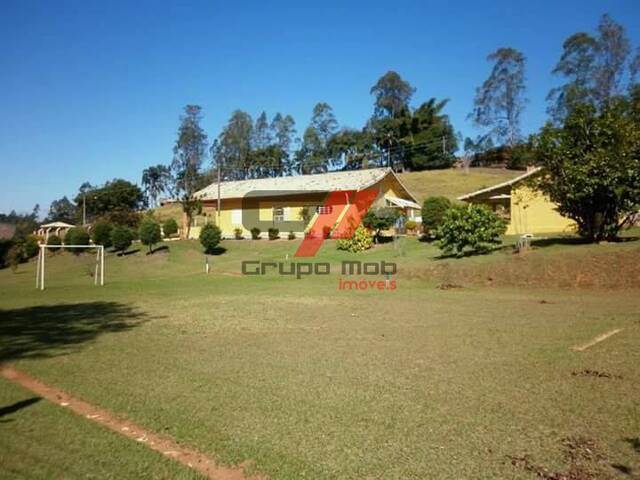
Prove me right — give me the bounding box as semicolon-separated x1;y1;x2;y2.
1;236;639;479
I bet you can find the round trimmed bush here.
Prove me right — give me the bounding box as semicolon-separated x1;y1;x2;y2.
250;227;261;240
162;218;179;238
65;227;90;253
139;218;162;254
23;235;40;259
268;227;280;240
92;221;113;247
421;196;452;236
437;205;507;256
111;226;134;255
200;223;222;254
47;235;62;247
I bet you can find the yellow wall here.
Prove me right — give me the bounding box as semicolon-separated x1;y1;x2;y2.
191;174;417;238
508;185;575;235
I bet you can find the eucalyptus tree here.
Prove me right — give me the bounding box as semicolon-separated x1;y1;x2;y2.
171;105;208;238
469;47;527;147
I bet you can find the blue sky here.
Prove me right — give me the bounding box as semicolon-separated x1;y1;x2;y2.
1;0;639;215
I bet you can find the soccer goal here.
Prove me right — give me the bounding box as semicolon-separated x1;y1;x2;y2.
35;244;105;290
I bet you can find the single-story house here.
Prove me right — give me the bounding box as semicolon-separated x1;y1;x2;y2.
458;167;575;235
191;168;421;239
36;221;76;241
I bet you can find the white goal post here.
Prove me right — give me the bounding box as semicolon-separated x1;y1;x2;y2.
35;244;105;290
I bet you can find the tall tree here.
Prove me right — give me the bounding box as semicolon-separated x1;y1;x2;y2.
295;127;326;174
470;47;527;147
547;33;599;121
215;110;253;180
294;103;338;174
74;179;145;227
45;196;76;223
310;102;338;146
327;128;374;170
594;14;631;103
171;105;208;239
270;113;297;175
403;98;457;170
535;99;640;242
548;15;637;121
370;71;415;118
141;164;173;207
253;111;271;149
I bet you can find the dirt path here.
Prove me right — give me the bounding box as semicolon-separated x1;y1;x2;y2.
0;365;265;480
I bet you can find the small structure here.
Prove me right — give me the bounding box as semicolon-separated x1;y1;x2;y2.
36;221;75;241
458;167;575;235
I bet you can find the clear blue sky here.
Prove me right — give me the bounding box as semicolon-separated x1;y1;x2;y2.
1;0;639;215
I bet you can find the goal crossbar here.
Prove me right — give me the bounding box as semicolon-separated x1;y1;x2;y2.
36;244;105;290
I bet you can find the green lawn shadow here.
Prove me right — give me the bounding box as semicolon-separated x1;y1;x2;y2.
0;302;149;362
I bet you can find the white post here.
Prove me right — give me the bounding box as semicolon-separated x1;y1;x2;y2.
100;246;104;286
40;246;45;291
35;247;41;289
94;249;99;285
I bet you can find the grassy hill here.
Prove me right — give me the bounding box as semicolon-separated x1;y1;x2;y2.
397;167;521;203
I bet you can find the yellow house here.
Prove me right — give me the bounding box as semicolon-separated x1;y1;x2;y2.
189;168;421;239
458;167;575;235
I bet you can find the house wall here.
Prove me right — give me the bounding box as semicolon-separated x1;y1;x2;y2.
508;185;575;235
190;174;417;239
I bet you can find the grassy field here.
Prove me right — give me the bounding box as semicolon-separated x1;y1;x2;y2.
1;235;639;479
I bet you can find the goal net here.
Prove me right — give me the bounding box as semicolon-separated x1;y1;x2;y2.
35;244;105;290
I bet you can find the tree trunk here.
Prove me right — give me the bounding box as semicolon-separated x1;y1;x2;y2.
181;210;190;240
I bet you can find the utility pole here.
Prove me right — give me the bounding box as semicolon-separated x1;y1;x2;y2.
216;161;221;225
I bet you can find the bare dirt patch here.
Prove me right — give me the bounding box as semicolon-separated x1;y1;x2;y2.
508;436;612;480
571;369;623;380
0;365;265;480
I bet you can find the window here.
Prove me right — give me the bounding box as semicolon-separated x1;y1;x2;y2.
231;209;242;225
273;207;284;222
317;205;333;215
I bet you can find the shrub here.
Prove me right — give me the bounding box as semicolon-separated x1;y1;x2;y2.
405;220;418;233
250;227;261;240
0;240;13;268
288;231;296;240
111;226;134;255
47;235;62;249
268;227;280;240
139;218;162;254
437;205;506;256
23;235;40;259
421;196;452;235
337;224;373;253
65;227;90;253
7;244;23;272
362;207;400;242
234;228;244;240
200;223;222;254
92;221;113;247
162;218;179;238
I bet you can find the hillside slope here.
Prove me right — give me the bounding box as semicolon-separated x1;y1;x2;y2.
398;167;521;203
